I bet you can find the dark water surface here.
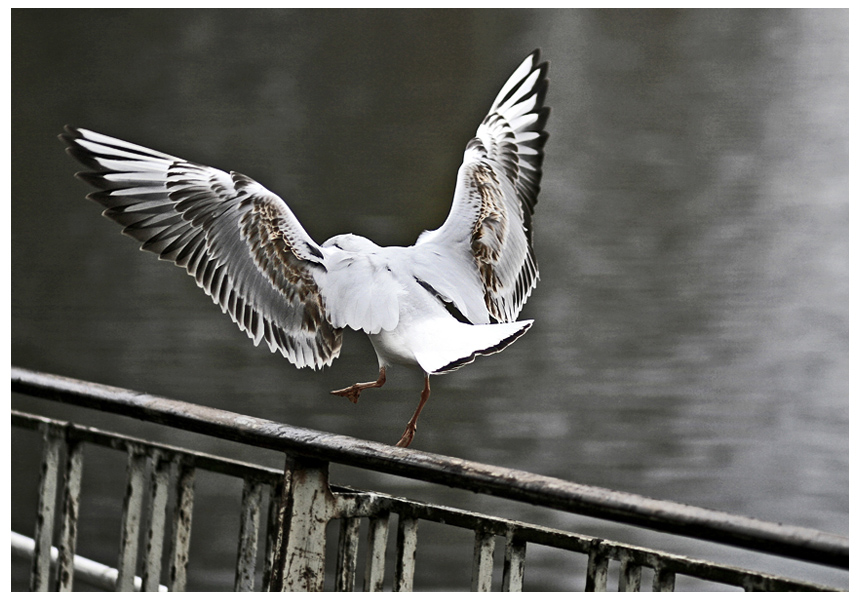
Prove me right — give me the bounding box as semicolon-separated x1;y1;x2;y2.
11;9;847;591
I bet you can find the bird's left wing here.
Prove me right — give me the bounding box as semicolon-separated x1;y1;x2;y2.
416;50;549;324
61;127;343;369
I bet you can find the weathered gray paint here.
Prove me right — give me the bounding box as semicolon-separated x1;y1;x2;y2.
11;368;849;592
55;437;83;592
235;477;265;591
116;447;147;592
30;426;62;592
11;366;847;571
167;460;195;592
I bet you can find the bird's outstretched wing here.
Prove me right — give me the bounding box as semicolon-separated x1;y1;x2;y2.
61;127;343;369
416;50;549;324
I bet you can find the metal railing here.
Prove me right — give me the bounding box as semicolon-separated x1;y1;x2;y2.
10;366;848;592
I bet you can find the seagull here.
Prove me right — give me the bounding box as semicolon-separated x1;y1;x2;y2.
61;50;549;448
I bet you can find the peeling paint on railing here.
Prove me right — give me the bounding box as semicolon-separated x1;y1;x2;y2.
11;366;848;591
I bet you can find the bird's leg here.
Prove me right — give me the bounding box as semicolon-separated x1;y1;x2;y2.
330;366;386;404
396;374;431;448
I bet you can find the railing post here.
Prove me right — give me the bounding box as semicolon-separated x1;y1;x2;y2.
269;455;335;592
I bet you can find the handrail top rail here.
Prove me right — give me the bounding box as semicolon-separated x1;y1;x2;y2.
10;365;848;569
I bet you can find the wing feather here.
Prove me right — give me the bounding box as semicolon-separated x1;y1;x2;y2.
61;126;343;369
416;50;549;324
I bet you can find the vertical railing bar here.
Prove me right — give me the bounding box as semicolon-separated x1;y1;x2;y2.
116;446;148;592
744;579;775;591
585;539;609;592
393;515;418;592
266;456;293;592
501;530;526;592
363;513;390;592
54;437;84;592
167;459;195;592
471;528;496;592
142;451;171;591
234;477;265;592
116;447;148;591
30;425;63;592
652;566;676;592
335;517;362;592
261;478;283;592
618;552;642;592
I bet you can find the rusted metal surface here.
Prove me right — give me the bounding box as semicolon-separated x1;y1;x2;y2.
30;425;62;592
393;516;418;591
502;531;526;591
55;438;83;592
585;539;611;591
262;474;287;591
335;516;361;591
235;477;265;591
11;367;849;592
142;451;171;591
116;446;147;591
363;512;390;591
11;366;847;571
471;528;496;591
11;407;847;592
12;410;282;593
618;550;642;592
653;567;676;592
285;458;332;591
167;460;195;591
267;456;336;592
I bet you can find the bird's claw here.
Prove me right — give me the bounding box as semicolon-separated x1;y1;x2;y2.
330;386;362;404
395;424;416;448
331;368;386;404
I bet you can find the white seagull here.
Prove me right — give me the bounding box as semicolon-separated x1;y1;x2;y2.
62;50;550;447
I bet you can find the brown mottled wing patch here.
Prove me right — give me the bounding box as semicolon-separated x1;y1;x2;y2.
468;163;511;321
240;196;335;346
416;50;549;324
61;126;342;369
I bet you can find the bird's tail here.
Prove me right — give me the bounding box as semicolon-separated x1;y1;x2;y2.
413;320;533;375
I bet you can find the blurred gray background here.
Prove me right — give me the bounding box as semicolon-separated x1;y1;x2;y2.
11;8;847;591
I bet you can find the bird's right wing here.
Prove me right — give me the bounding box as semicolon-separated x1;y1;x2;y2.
61;127;343;369
416;51;549;324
